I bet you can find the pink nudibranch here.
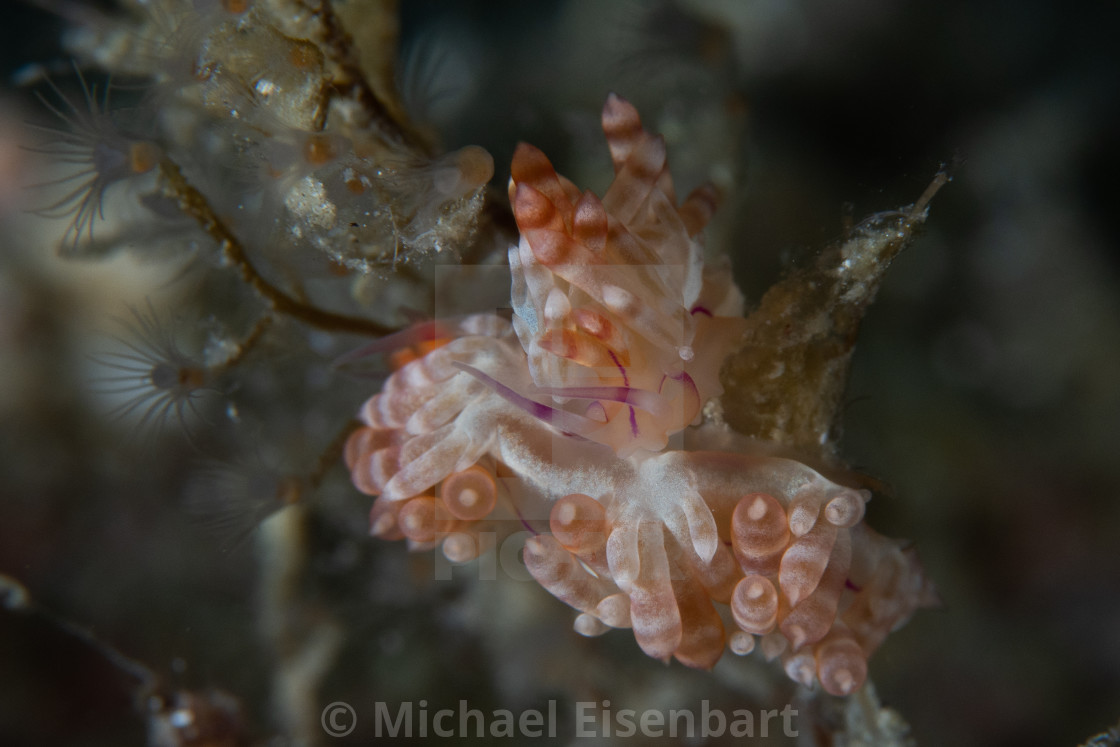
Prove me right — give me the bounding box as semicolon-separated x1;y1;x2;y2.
345;95;937;696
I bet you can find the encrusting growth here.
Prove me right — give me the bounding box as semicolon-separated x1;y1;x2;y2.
719;167;949;463
345;95;939;695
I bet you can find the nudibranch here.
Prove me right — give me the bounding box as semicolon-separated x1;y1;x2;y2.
345;95;937;696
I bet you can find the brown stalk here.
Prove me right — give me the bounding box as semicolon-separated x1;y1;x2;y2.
158;157;393;337
315;0;430;156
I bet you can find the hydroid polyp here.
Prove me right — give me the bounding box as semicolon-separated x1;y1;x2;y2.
26;66;163;254
89;300;217;441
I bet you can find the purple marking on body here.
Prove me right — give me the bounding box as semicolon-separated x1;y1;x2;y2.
452;361;595;436
513;504;540;536
532;384;666;415
608;349;629;387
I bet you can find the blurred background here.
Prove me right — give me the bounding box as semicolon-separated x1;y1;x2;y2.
1;0;1118;745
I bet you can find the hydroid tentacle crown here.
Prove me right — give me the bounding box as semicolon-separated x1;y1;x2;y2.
89;301;214;439
26;69;163;255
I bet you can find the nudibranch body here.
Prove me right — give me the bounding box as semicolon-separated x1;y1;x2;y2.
345;95;936;696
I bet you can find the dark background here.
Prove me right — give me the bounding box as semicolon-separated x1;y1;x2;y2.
1;1;1118;745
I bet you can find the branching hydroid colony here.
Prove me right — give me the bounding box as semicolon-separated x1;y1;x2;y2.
28;0;940;718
